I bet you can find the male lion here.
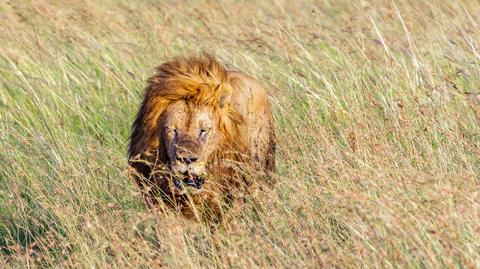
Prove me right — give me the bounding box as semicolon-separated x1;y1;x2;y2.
128;54;275;222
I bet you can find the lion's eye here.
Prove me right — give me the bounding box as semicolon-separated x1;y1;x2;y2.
166;126;177;134
199;127;210;137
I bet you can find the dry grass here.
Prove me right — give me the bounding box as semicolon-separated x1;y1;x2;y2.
1;0;479;268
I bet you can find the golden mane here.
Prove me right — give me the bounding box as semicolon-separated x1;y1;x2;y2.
128;54;246;162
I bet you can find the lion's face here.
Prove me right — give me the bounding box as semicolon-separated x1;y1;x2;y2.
161;100;221;194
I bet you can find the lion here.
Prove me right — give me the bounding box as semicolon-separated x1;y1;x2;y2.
128;53;275;222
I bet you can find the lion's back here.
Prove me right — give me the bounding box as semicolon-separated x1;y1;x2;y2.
228;71;276;174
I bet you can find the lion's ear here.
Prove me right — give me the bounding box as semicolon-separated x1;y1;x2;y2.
219;83;233;108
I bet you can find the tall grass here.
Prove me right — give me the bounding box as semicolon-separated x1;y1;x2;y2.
1;0;479;268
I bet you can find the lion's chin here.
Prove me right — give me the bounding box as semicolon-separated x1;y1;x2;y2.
173;185;203;196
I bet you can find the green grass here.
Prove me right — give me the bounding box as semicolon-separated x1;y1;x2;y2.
1;0;479;268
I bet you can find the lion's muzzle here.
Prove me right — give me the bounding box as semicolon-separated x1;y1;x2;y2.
170;146;207;194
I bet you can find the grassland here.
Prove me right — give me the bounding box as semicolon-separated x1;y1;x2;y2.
0;0;479;268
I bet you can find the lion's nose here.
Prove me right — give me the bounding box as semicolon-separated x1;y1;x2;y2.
176;155;198;165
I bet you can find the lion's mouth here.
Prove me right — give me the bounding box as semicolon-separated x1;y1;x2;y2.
173;172;205;195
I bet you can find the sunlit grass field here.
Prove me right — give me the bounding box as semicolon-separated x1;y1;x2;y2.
1;0;479;268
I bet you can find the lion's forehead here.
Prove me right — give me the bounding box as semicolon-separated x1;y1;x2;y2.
163;102;188;122
163;101;216;127
191;109;215;127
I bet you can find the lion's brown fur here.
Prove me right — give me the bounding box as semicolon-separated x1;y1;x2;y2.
128;53;275;220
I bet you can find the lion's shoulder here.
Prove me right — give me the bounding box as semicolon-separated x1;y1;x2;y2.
226;70;271;119
228;71;268;95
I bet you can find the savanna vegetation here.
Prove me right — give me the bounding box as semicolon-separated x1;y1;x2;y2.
0;0;479;268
